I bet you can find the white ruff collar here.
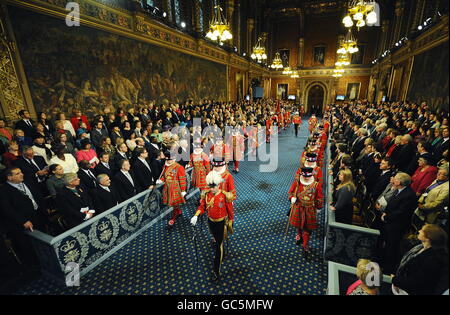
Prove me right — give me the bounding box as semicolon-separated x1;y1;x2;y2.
214;166;226;175
300;176;315;186
304;162;317;168
165;161;175;167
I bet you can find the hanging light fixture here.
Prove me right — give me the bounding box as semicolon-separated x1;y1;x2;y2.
282;67;292;75
332;67;345;77
251;37;267;62
337;29;359;54
270;52;284;69
205;5;232;43
335;53;351;67
343;1;377;29
290;70;299;78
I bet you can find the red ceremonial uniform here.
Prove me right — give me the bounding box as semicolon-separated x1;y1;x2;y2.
288;180;323;231
160;162;187;206
189;152;210;190
265;119;272;143
285;111;291;125
278;113;284;129
197;190;234;222
294;166;323;188
308;117;318;132
293;115;302;125
215;168;237;201
248;126;259;155
230;134;245;162
211;143;231;163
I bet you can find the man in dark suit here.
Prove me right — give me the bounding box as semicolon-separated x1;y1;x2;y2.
90;121;108;151
0;167;48;267
132;147;155;193
434;126;449;162
114;143;131;170
77;160;98;194
351;128;368;160
94;152;113;178
396;134;416;172
147;136;161;162
371;157;395;200
92;174;120;214
406;141;431;175
13;146;49;188
114;159;141;202
55;173;95;229
14;110;35;138
380;172;418;273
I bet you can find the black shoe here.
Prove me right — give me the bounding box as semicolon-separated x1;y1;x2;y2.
211;272;221;282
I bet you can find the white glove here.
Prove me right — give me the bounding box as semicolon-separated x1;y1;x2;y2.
190;216;198;226
181;191;187;197
156;179;164;185
291;197;297;204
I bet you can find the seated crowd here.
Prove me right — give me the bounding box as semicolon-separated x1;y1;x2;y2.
0;99;292;287
327;101;449;295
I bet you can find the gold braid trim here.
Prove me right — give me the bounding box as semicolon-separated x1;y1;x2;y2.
200;189;210;200
222;190;234;202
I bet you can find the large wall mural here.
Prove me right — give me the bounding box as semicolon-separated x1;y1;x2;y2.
9;7;227;116
407;41;449;112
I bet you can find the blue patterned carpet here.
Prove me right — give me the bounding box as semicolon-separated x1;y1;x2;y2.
15;119;328;295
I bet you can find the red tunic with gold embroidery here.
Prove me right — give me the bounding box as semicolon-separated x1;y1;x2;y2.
197;190;234;221
211;143;231;162
293;115;302;125
215;169;237;201
229;134;245;161
288;180;323;230
189;152;210;190
160;162;187;206
308;117;318;132
294;166;323;188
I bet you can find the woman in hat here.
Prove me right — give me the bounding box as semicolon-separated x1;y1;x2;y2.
288;167;323;256
157;150;187;227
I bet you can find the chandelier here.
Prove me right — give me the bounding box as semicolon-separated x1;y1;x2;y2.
342;1;378;29
270;52;284;69
335;53;351;67
251;37;267;62
282;67;292;75
332;67;345;77
337;29;359;54
205;5;232;42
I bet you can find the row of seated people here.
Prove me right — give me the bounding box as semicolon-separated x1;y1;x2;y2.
325;101;448;295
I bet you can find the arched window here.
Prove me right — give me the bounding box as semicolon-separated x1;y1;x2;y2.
199;0;204;32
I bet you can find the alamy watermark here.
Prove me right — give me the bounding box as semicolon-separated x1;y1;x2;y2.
65;262;80;287
66;2;80;27
364;262;381;287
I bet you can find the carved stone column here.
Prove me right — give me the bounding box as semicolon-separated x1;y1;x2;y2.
411;0;425;31
247;18;254;55
298;37;304;67
227;0;234;46
235;1;241;52
0;3;34;122
162;0;172;22
193;0;202;35
393;1;405;45
380;20;390;54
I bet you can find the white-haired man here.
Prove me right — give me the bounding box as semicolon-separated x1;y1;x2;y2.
190;171;234;282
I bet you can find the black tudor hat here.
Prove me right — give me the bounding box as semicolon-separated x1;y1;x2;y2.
305;152;318;162
300;167;314;177
211;158;226;167
163;150;176;160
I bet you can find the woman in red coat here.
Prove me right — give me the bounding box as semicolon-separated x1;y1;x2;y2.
411;155;438;196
